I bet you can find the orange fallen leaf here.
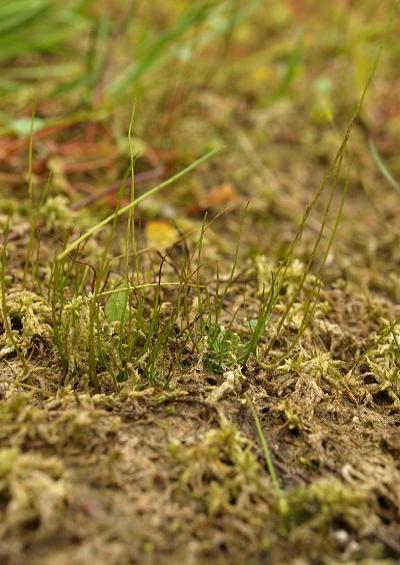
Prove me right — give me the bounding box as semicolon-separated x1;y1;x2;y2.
206;183;237;208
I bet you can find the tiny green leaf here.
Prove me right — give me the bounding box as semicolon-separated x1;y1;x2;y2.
105;286;128;324
8;117;44;136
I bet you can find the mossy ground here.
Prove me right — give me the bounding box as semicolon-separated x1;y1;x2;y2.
1;1;400;563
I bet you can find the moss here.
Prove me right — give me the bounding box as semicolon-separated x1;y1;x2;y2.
39;195;77;231
59;295;122;384
171;418;270;517
0;289;52;356
1;0;400;561
0;448;66;535
288;478;370;533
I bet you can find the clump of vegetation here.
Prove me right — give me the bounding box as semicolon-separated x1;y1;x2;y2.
58;294;122;384
364;320;400;397
1;0;400;562
170;418;270;516
0;448;66;536
0;289;52;357
288;479;369;532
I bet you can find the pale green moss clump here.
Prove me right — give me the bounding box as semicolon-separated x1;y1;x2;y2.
0;448;67;535
364;320;400;401
0;289;52;357
59;294;124;383
288;478;370;533
170;418;270;516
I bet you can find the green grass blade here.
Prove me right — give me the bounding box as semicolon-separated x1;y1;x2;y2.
248;398;290;533
369;138;400;195
57;147;221;261
108;1;219;96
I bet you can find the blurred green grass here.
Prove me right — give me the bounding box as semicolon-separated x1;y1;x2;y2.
0;0;398;185
0;0;88;62
0;1;261;117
